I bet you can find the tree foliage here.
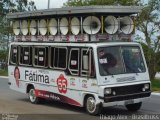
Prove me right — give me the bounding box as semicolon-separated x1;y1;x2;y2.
0;50;8;62
64;0;140;6
0;0;36;35
136;0;160;79
0;0;36;64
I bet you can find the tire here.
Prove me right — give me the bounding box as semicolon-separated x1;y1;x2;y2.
85;96;101;115
125;102;142;112
28;87;40;104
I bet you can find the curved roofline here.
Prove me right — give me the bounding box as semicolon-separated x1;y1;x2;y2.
7;5;142;19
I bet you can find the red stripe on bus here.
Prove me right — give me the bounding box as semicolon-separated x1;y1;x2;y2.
35;89;81;106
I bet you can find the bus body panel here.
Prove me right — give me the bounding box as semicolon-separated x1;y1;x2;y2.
8;42;151;108
8;65;99;106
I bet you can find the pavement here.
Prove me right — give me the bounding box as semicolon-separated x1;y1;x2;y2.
151;92;160;96
0;76;8;79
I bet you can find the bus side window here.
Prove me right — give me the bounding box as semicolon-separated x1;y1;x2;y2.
81;49;89;76
90;50;96;78
50;47;54;68
34;47;48;67
19;46;32;66
81;49;96;78
54;47;67;69
10;46;18;64
68;49;79;76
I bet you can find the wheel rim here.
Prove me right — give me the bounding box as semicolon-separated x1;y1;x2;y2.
86;97;96;113
29;89;36;103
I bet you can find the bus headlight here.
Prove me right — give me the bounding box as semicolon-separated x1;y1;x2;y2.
104;88;112;94
144;84;150;90
142;84;150;91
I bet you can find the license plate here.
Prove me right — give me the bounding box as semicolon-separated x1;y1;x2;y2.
125;100;134;105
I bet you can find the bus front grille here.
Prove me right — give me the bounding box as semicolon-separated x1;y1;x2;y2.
104;92;151;102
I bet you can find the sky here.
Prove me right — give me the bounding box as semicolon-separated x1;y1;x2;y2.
30;0;149;10
30;0;68;9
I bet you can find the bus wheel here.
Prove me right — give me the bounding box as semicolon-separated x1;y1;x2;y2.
125;102;142;112
28;87;40;104
85;96;101;115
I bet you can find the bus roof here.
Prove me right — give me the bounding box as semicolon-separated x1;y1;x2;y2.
10;41;140;47
7;6;141;19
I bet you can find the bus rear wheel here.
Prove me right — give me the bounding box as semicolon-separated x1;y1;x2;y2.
85;96;101;115
125;102;142;112
28;87;40;104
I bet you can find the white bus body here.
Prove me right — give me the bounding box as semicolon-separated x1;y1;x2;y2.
8;42;151;115
7;6;150;115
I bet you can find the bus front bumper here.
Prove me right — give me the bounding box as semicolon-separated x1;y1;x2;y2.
99;91;151;107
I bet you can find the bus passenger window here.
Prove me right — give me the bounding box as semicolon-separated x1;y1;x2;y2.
34;47;48;67
54;47;67;69
69;49;79;75
90;51;96;78
19;46;32;66
81;49;96;77
10;46;18;64
81;49;89;76
50;47;54;68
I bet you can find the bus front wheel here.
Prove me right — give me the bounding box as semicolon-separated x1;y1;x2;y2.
28;87;40;104
125;102;142;111
85;96;101;115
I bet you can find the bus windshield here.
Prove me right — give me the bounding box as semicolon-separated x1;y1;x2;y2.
98;46;146;76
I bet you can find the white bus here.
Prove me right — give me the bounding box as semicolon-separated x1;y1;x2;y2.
8;42;151;115
7;6;151;115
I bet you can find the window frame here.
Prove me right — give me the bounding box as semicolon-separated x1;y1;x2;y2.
10;45;19;65
97;45;146;76
81;48;89;77
49;46;68;70
33;46;48;68
19;46;32;66
81;48;96;78
121;46;146;73
68;48;80;76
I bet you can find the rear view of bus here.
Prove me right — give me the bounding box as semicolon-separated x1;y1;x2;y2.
7;6;151;115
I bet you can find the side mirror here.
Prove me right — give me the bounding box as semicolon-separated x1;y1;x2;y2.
83;55;89;70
